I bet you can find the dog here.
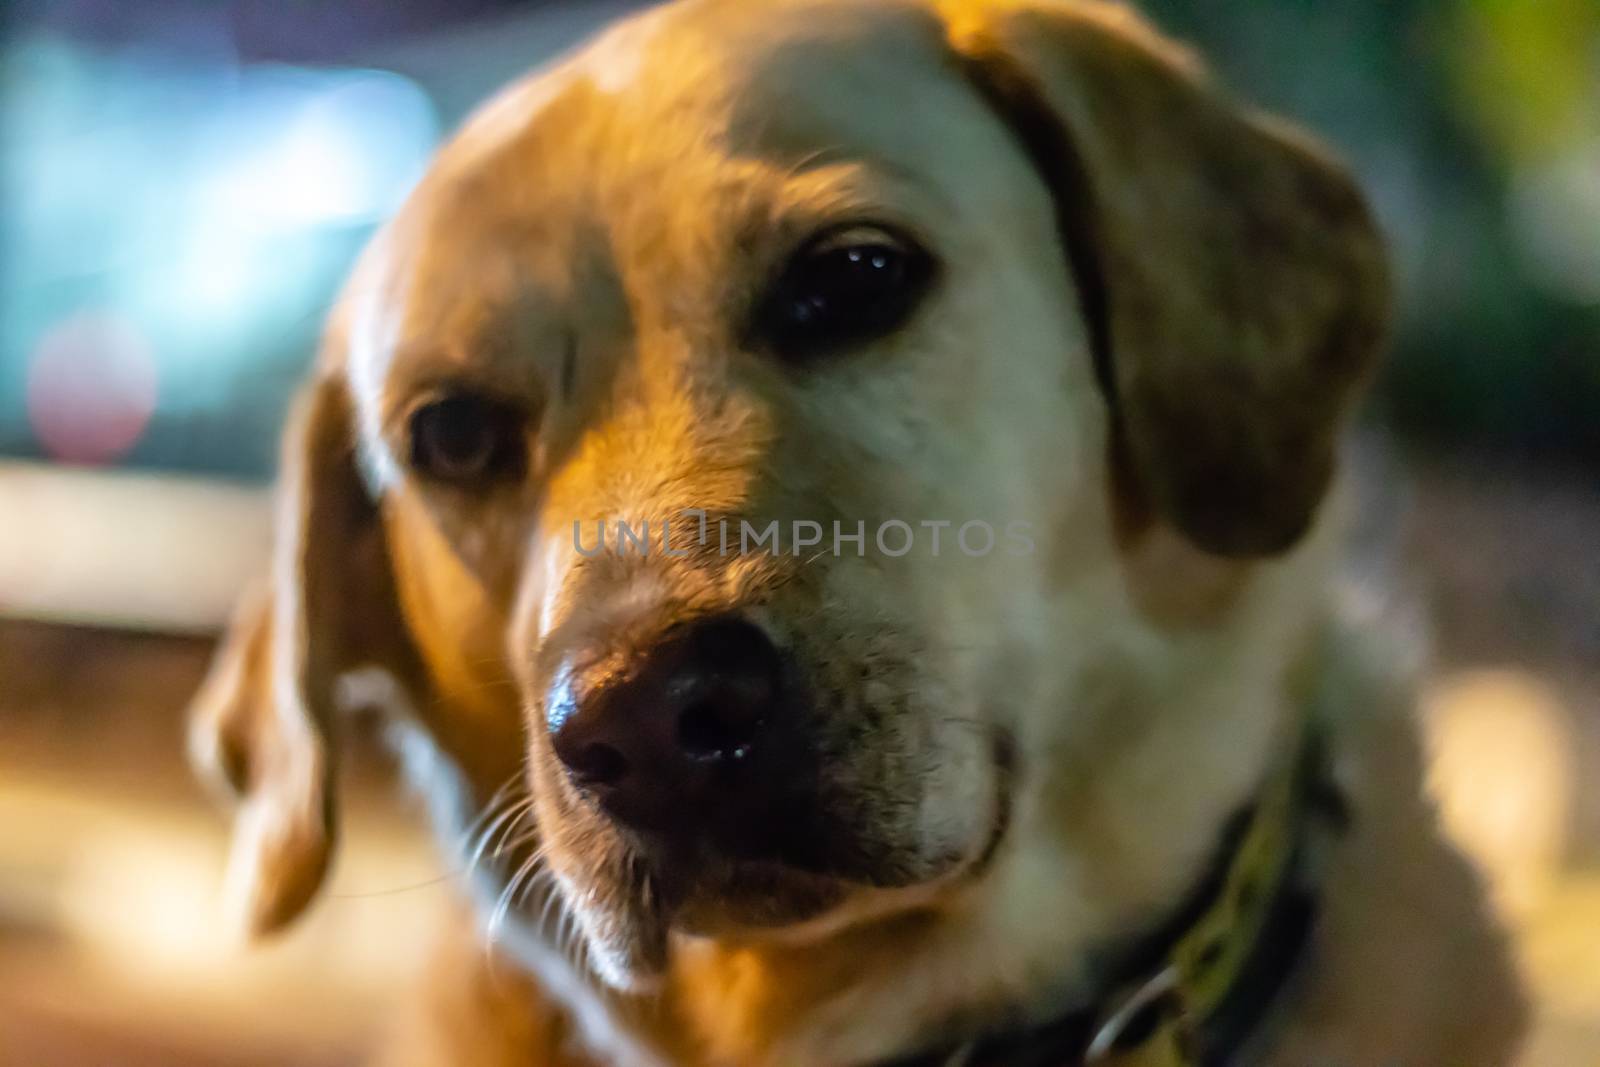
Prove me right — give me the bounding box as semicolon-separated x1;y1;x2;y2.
187;1;1527;1063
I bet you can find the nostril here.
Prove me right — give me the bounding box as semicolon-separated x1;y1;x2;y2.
677;700;755;763
568;741;629;787
548;617;783;812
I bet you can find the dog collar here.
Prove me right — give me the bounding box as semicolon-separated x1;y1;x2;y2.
876;726;1336;1067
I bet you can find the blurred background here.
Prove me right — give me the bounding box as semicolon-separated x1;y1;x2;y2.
0;0;1596;1063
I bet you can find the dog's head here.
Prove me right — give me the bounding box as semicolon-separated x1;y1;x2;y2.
190;0;1385;1004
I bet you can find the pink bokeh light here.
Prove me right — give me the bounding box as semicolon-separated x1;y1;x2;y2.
27;311;160;466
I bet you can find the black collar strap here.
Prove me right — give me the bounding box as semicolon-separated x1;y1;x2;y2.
874;727;1339;1067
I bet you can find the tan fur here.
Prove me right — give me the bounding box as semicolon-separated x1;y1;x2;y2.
188;1;1523;1064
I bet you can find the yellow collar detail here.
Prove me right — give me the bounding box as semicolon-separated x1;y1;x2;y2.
1081;727;1315;1067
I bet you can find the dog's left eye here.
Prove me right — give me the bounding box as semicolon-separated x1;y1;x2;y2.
754;225;936;362
408;394;526;486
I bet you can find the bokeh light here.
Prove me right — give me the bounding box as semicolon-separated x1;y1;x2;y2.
198;69;437;229
27;311;159;465
2;36;440;471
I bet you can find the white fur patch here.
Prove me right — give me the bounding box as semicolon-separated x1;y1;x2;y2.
341;230;406;492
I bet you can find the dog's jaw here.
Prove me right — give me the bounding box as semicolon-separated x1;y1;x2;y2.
561;865;671;993
530;749;1007;993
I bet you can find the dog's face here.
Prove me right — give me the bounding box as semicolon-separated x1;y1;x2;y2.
190;0;1385;1013
367;3;1096;971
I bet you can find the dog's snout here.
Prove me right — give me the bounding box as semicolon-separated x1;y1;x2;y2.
547;616;793;843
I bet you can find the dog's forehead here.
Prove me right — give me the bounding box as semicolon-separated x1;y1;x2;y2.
340;0;1018;421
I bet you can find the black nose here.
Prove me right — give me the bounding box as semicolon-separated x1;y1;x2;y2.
546;616;796;848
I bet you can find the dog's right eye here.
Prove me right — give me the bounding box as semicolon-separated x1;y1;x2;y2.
408;394;526;486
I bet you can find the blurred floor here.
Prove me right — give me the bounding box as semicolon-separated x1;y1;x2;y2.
1399;452;1600;1065
1;451;1597;1066
0;623;453;1067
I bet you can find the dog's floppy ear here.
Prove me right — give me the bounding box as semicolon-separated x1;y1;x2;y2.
944;0;1389;556
189;368;418;937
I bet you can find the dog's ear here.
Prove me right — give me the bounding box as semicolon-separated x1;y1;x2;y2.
944;0;1389;556
189;369;418;937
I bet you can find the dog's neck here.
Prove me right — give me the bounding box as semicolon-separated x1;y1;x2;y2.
866;723;1336;1067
